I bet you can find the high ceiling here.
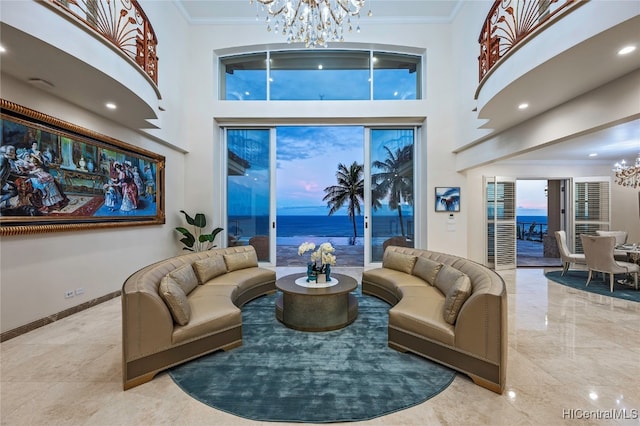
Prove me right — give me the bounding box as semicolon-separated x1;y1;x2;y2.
174;0;640;168
173;0;464;24
1;1;638;168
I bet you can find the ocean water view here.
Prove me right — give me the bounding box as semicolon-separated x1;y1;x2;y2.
277;215;365;246
229;214;547;246
229;215;415;246
518;215;547;225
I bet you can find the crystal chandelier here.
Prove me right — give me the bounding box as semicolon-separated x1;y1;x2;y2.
612;155;640;188
250;0;371;48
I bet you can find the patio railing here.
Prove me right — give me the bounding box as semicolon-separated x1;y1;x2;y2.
517;221;546;242
478;0;580;83
47;0;158;85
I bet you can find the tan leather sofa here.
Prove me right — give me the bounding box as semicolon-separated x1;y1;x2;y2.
362;246;507;394
122;245;275;390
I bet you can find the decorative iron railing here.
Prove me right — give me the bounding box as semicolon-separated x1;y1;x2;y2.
478;0;580;83
47;0;158;85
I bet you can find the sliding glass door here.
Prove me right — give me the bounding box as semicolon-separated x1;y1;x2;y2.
226;128;275;263
366;128;415;263
224;126;418;266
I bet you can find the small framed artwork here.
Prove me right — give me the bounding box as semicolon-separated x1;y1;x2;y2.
0;99;165;235
435;187;460;212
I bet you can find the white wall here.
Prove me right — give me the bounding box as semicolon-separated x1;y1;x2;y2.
0;0;192;333
0;77;188;332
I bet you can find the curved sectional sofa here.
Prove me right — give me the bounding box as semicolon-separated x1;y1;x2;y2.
362;246;507;394
121;245;275;390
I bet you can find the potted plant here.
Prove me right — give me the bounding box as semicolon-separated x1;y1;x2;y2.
175;210;223;251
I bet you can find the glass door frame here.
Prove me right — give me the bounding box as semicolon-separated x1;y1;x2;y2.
364;126;420;267
222;126;277;267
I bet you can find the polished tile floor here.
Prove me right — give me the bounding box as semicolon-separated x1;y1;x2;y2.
1;267;639;425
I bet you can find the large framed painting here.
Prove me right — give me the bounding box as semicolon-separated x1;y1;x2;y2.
0;99;165;235
435;186;460;212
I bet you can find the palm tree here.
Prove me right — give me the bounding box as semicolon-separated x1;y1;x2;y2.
323;161;365;245
371;144;413;237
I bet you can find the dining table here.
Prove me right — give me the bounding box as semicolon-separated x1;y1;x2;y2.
614;243;640;288
615;243;640;265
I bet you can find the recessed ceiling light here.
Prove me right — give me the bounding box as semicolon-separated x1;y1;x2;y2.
518;103;529;110
28;78;55;90
106;102;117;110
618;45;636;55
588;153;598;157
318;64;323;70
0;45;6;53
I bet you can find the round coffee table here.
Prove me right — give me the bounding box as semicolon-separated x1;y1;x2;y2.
275;273;358;332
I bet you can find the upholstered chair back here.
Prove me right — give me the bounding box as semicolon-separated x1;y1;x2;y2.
554;230;571;258
595;230;628;246
580;235;617;271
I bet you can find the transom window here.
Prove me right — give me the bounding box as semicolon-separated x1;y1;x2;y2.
220;50;422;101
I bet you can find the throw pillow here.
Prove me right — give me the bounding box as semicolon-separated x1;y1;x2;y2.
158;275;191;326
442;274;472;325
382;250;417;274
224;250;258;272
434;264;466;295
193;255;227;284
167;263;198;295
434;264;472;325
412;257;442;285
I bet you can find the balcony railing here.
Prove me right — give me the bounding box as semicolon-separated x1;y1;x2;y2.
47;0;158;85
478;0;580;83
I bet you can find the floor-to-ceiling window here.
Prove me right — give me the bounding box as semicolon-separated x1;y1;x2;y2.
221;49;423;265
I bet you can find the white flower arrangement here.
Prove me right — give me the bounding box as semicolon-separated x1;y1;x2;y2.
298;241;337;272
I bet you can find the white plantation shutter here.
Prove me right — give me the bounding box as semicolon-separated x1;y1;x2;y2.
485;176;517;270
573;177;611;253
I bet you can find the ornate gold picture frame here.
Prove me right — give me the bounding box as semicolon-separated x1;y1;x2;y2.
0;99;165;235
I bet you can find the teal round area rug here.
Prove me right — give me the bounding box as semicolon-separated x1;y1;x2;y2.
168;291;456;423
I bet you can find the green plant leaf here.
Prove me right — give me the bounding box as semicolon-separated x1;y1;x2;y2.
193;213;206;229
199;227;224;243
179;210;196;226
175;227;195;248
175;212;223;252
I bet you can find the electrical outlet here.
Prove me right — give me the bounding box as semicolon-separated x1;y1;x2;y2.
75;288;85;296
64;290;74;299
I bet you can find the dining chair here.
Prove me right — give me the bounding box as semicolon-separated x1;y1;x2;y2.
595;230;629;260
580;234;639;292
595;230;628;245
554;230;586;276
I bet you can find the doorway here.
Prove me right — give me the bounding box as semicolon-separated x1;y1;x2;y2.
516;179;563;267
275;126;364;267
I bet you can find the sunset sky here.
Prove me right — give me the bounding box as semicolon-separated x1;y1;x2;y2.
275;127;548;218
